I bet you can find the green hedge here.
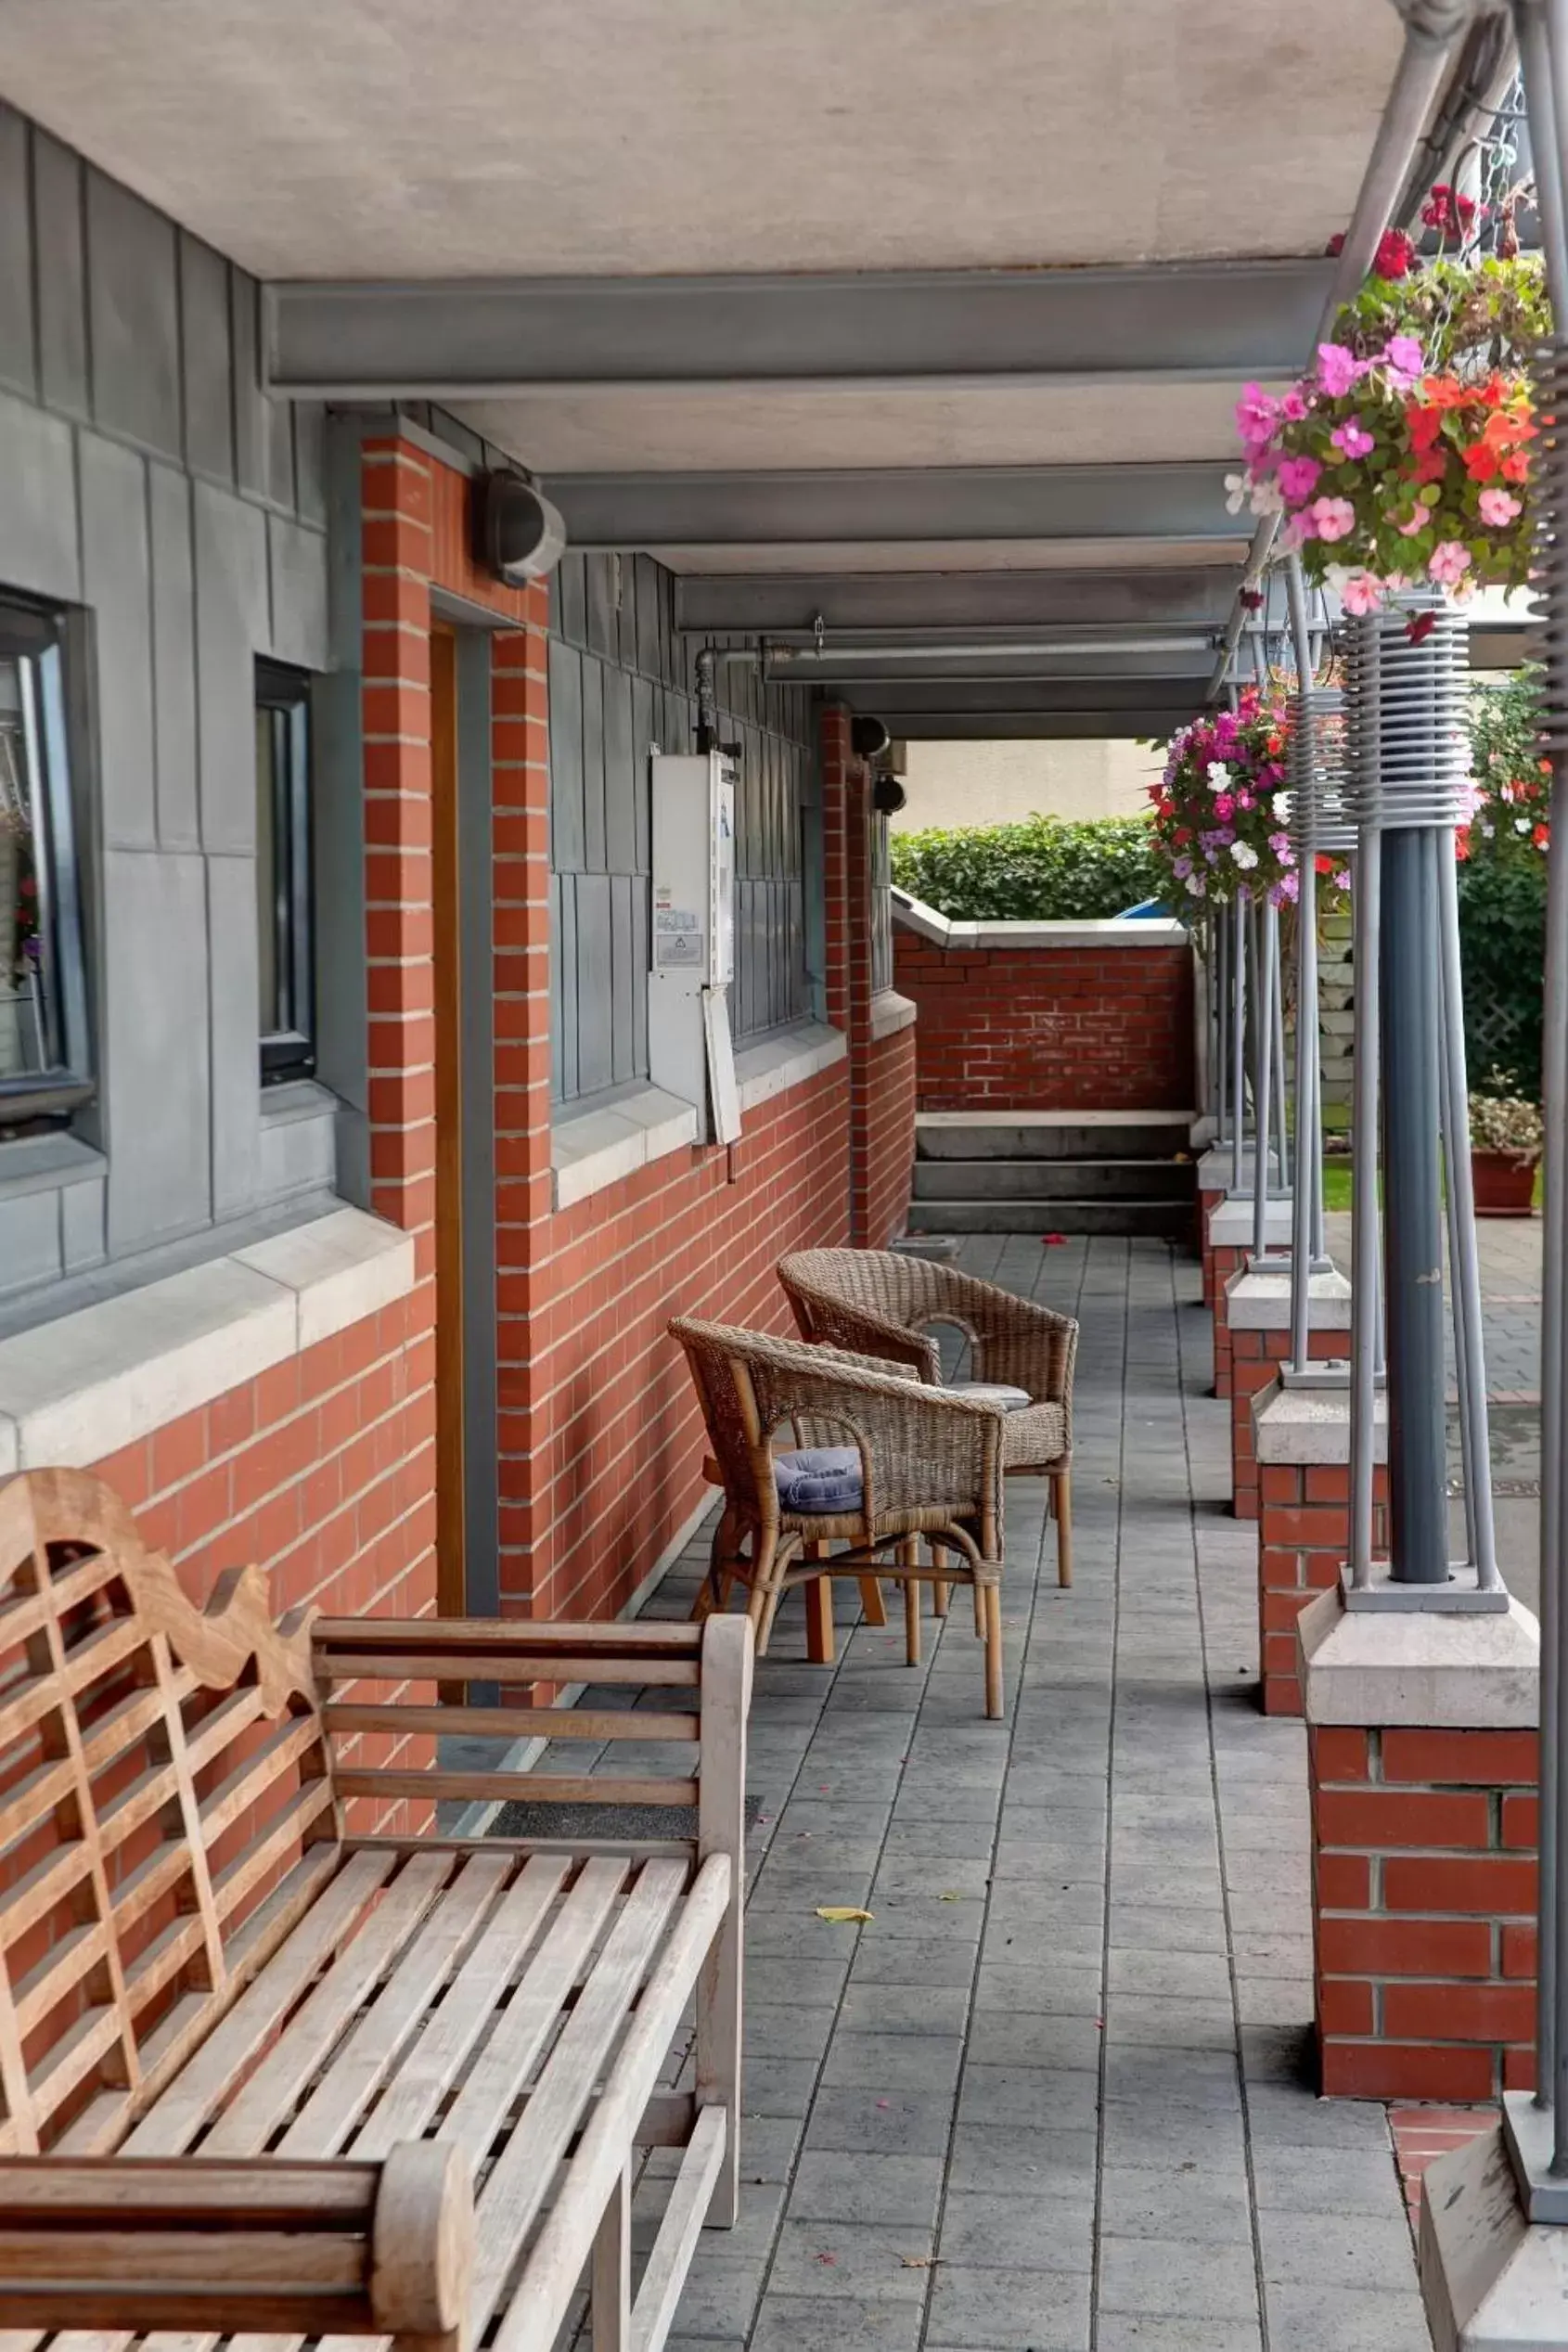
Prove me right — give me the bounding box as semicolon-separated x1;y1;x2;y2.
889;813;1161;921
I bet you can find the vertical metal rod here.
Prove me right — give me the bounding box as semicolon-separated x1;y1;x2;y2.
1437;826;1501;1590
1381;829;1450;1585
1291;857;1320;1370
1253;897;1278;1264
1512;0;1567;2122
1217;910;1231;1144
1231;890;1248;1196
1435;832;1480;1576
1349;832;1382;1586
1273;929;1292;1197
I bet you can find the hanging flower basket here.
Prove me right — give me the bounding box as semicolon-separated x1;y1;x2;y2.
1146;687;1333;909
1227;223;1550;613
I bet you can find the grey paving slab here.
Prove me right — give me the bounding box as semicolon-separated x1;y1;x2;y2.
593;1235;1428;2352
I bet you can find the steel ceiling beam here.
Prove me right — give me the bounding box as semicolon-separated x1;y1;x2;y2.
546;463;1233;552
673;567;1237;634
880;707;1196;740
263;259;1334;398
829;675;1204;716
765;643;1217;683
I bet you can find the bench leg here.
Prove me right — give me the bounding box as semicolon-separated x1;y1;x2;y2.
698;1614;752;2229
591;2163;631;2351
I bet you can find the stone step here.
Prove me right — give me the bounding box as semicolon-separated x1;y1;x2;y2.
912;1156;1195;1202
906;1196;1195;1239
917;1110;1195;1163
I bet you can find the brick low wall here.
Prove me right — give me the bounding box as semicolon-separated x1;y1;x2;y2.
1309;1724;1537;2101
893;912;1194;1112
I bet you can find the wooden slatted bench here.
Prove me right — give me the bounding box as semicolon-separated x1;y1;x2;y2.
0;1468;753;2352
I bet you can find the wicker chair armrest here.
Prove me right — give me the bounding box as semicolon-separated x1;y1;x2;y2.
751;1355;1009;1524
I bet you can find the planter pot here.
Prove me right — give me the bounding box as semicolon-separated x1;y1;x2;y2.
1471;1149;1537;1217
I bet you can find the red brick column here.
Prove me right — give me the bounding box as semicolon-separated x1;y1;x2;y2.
1226;1268;1350;1518
1256;1459;1388;1714
1300;1587;1541;2103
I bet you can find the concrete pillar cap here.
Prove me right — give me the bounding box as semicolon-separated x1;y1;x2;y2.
1253;1377;1386;1464
1209;1194;1293;1248
1226;1263;1352;1330
1299;1583;1539;1729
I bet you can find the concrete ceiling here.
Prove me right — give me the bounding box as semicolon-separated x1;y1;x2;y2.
0;1;1405;279
0;0;1428;732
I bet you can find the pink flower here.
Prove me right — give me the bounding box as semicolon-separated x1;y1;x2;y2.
1310;495;1356;543
1213;793;1235;820
1335;869;1352;892
1383;333;1424;388
1279;510;1314;551
1330;418;1375;460
1339;572;1383;615
1279;387;1310;422
1235;382;1279;450
1317;343;1359;397
1277;454;1322;502
1396;508;1427;536
1478;487;1523;527
1428;541;1472;586
1268;831;1291;855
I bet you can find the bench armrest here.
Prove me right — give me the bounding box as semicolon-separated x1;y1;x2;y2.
0;2143;471;2347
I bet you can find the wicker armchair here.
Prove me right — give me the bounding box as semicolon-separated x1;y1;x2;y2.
670;1316;1009;1718
778;1248;1078;1587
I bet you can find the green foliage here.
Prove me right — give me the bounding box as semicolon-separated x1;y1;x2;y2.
888;813;1161;922
1458;671;1549;1096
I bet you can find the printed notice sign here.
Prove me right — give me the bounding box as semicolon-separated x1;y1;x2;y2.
655;906;704;970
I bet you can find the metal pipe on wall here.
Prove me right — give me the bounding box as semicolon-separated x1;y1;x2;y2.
1348;834;1383;1586
1252;897;1278;1266
1231;891;1249;1197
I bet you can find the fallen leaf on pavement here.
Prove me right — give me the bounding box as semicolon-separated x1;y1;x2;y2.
899;2256;935;2269
816;1906;873;1923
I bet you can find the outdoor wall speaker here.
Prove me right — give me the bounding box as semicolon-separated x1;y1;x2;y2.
472;469;567;585
872;773;907;816
851;714;891;761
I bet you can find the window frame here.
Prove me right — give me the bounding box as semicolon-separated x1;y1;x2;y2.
255;659;315;1087
0;594;92;1126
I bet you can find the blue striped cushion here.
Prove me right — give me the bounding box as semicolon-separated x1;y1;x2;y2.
774;1446;863;1513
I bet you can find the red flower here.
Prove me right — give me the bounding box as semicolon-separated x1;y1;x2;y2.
1536;824;1551;849
1407;611;1438;646
1405;403;1446;451
1463;440;1501;482
1456;826;1472;861
1325;230;1346;257
1409;445;1449;486
1421;183;1476;234
1374;227;1415;278
1315;854;1336;875
1500;449;1532;482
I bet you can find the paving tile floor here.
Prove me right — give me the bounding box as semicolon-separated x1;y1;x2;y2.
622;1234;1430;2352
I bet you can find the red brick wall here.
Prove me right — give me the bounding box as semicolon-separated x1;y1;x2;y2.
861;1023;917;1248
1257;1461;1388;1715
1230;1321;1347;1521
893;930;1194;1112
1310;1723;1537;2101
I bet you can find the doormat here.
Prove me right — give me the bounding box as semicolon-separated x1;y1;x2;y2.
491;1792;765;1844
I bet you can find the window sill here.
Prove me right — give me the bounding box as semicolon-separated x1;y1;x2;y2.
0;1203;416;1473
551;1086;700;1211
0;1132;107;1204
869;990;918;1042
734;1021;846;1111
549;1021;848;1212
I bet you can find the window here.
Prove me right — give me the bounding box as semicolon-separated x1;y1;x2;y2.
0;598;90;1125
255;662;314;1084
870;812;894;996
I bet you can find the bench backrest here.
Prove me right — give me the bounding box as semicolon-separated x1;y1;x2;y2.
0;1469;329;2153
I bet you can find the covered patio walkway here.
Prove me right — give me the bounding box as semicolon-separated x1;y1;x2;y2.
632;1239;1427;2352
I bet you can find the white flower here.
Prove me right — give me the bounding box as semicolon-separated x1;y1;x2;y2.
1225;472;1251;517
1229;841;1259;869
1272;790;1291;818
1250;476;1284;516
1208;762;1233;791
1187;872;1206;897
1515;817;1532;834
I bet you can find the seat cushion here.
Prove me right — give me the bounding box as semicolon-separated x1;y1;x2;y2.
775;1446;863;1513
948;1380;1033;1411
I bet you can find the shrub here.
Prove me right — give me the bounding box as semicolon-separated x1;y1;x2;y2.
1458;670;1549;1098
889;813;1160;922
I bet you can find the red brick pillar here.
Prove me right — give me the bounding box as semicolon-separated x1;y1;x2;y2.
1208;1192;1294;1398
1226;1266;1350;1518
1300;1586;1540;2102
490;605;554;1618
821;705;906;1245
1253;1380;1387;1714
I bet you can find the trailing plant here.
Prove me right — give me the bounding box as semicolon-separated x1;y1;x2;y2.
1470;1068;1545;1161
888;812;1159;922
1227;203;1549;610
1145;685;1340;909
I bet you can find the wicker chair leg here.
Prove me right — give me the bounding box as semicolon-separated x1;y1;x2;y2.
983;1583;1004;1719
930;1541;950;1618
901;1540;921;1666
857;1576;889;1627
748;1533;786;1654
803;1540;835;1665
693;1506;739;1621
1053;1468;1073;1588
972;1576;986;1639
